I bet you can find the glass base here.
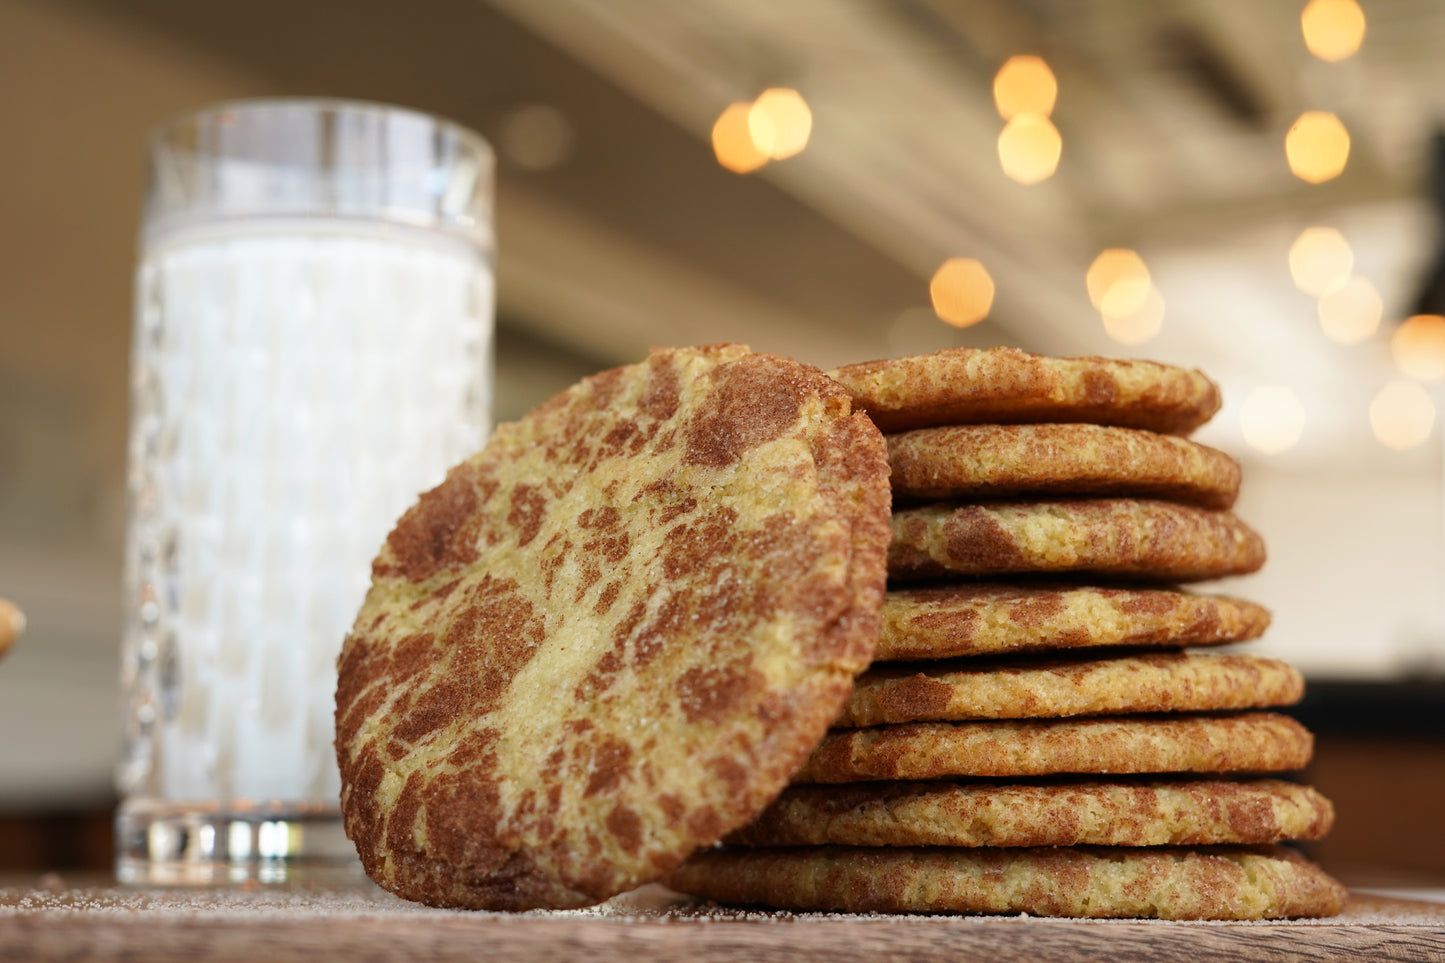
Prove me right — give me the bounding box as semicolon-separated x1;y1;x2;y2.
115;799;363;885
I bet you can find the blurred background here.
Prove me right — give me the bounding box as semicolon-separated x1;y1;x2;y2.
0;0;1441;881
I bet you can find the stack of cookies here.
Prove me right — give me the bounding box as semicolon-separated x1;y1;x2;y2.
668;347;1347;920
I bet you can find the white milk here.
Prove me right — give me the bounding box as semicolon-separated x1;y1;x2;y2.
119;219;492;807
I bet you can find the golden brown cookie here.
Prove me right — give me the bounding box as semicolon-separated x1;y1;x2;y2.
838;652;1303;726
889;499;1266;582
666;845;1347;919
795;712;1313;783
887;423;1241;508
334;344;891;910
726;778;1335;848
877;583;1271;660
828;346;1221;434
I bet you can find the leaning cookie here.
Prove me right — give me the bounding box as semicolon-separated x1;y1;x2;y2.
334;345;890;910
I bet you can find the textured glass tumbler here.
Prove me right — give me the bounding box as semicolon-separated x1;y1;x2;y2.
117;99;494;884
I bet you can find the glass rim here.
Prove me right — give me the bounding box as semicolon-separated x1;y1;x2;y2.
147;96;495;166
141;96;494;249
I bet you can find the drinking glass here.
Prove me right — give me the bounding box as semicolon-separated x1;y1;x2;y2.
116;99;494;883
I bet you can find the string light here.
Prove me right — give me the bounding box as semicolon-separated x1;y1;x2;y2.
929;258;995;327
1086;249;1150;312
1288;227;1353;296
1370;381;1435;450
1285;111;1350;184
993;55;1060;185
997;114;1062;185
749;88;812;160
1102;284;1165;346
1098;273;1151;319
1240;385;1306;454
1317;276;1381;345
1301;0;1366;63
1392;315;1445;380
712;103;768;174
993;56;1058;119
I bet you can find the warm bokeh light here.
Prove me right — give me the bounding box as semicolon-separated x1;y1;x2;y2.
997;113;1061;185
1370;380;1435;450
993;56;1058;120
1102;283;1165;346
1240;385;1306;454
1392;314;1445;381
499;104;574;171
1086;249;1150;312
712;102;769;174
1301;0;1366;63
1288;226;1354;296
749;88;812;160
1285;111;1350;184
1317;275;1381;345
929;258;995;327
1098;274;1152;318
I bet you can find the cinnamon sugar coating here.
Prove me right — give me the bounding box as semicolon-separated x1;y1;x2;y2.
727;778;1334;848
838;651;1303;725
887;423;1240;508
667;845;1347;919
829;346;1220;434
878;583;1270;660
888;498;1265;582
795;712;1313;783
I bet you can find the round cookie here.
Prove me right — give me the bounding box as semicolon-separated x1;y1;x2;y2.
877;583;1271;660
828;346;1221;434
726;778;1335;848
794;712;1313;783
334;344;891;910
887;423;1241;508
838;652;1303;726
666;845;1347;919
889;499;1266;582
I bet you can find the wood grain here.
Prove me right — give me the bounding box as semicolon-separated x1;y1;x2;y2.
2;878;1442;963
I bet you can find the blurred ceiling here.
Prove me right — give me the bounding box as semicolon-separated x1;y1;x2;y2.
487;0;1445;465
46;0;1445;465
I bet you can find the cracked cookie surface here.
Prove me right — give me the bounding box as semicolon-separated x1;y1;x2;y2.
335;345;890;910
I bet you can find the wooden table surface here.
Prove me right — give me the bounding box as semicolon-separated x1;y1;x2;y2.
3;872;1444;962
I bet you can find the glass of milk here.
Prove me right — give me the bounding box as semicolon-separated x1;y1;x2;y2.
116;99;494;883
